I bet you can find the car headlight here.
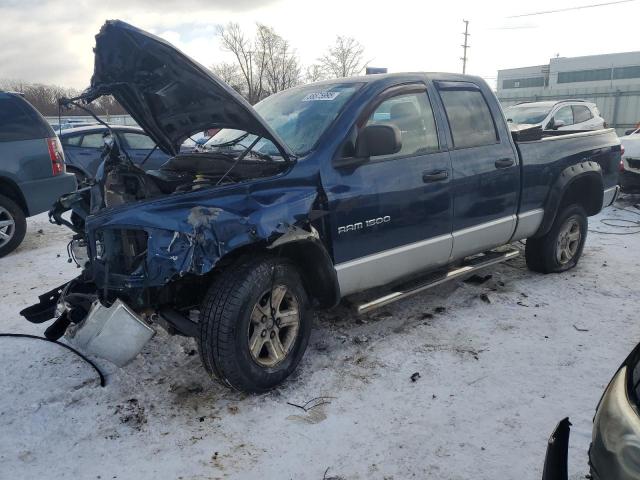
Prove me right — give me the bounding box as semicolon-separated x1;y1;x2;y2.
93;228;148;275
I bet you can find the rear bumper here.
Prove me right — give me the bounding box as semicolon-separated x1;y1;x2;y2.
19;172;76;216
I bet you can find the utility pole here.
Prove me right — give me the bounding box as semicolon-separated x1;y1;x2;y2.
461;20;470;74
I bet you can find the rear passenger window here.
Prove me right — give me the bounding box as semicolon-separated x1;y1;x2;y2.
366;92;439;159
573;105;593;124
0;96;50;142
120;132;156;149
438;88;498;149
81;133;105;148
61;134;82;146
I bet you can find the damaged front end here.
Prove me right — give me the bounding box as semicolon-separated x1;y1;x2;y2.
20;20;328;368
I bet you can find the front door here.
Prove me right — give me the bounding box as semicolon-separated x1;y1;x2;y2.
325;85;453;296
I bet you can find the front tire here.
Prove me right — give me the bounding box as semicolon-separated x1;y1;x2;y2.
525;204;588;273
0;194;27;258
198;256;311;393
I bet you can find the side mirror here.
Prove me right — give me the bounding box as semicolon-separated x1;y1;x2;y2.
550;119;566;130
356;124;402;158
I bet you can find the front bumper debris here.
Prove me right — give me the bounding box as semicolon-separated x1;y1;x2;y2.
65;298;155;367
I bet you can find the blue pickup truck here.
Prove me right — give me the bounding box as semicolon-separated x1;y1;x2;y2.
22;21;621;393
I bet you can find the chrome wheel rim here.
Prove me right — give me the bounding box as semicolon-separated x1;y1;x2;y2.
248;285;300;368
0;207;15;248
556;217;581;265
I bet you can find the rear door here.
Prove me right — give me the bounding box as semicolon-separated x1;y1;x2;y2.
328;84;453;296
434;81;519;259
117;131;170;170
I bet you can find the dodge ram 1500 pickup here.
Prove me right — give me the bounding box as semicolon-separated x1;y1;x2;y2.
21;21;621;393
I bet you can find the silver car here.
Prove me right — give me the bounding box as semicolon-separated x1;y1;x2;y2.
504;100;606;131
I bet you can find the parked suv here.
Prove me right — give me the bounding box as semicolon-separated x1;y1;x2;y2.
504;100;605;131
0;92;76;257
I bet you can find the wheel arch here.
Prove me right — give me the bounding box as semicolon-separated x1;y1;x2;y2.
533;161;603;238
211;231;340;310
274;238;341;309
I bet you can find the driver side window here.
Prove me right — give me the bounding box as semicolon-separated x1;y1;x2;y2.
366;92;439;160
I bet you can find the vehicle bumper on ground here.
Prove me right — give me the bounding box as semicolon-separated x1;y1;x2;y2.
19;172;76;216
590;366;640;480
620;170;640;193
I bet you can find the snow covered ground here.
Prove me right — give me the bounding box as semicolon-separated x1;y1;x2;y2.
1;196;639;480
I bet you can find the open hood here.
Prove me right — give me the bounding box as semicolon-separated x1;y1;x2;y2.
80;20;292;158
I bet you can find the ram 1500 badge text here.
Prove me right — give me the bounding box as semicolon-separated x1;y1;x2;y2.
21;21;621;393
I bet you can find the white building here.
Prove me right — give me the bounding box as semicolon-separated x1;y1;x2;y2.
497;52;640;134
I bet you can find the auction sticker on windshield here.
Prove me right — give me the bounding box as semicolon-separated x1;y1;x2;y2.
302;91;341;101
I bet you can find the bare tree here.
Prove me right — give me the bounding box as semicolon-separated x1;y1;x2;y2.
0;79;126;116
318;36;367;78
210;61;245;95
304;64;327;84
217;22;266;104
256;24;301;94
216;22;300;104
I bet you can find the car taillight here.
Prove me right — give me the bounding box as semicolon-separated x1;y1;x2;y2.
46;137;65;175
619;145;626;172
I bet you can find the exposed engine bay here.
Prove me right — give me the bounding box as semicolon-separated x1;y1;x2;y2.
97;138;287;210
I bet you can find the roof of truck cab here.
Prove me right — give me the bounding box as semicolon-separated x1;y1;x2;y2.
293;72;488;87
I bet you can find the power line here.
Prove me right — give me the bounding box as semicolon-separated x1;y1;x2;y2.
461;20;470;74
508;0;636;18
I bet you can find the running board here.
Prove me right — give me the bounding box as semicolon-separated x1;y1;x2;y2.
354;249;519;315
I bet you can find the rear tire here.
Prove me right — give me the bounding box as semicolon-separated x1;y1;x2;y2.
198;255;311;393
0;194;26;258
525;204;587;273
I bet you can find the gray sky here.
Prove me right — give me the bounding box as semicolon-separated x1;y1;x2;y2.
0;0;638;90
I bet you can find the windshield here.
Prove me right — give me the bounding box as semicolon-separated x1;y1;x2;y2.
504;105;552;125
202;82;361;157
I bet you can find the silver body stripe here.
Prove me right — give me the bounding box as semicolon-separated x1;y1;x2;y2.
511;208;544;241
450;215;516;260
335;210;543;297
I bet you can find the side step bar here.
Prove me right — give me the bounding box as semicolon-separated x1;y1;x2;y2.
354;249;519;315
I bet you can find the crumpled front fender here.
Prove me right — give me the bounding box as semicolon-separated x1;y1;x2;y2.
86;184;321;288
